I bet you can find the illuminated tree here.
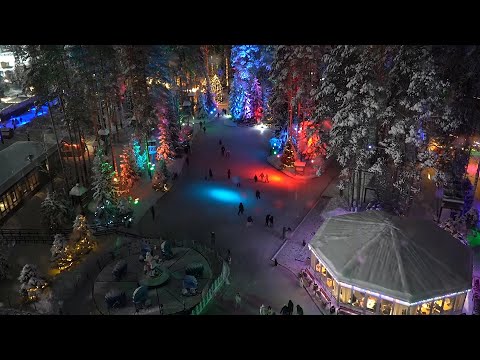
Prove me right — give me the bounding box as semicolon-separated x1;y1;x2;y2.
211;74;223;102
297;120;327;160
229;75;245;120
132;139;147;173
243;93;253;120
156;118;173;162
281;139;296;168
18;264;47;300
92;148;118;222
251;77;263;123
119;145;139;195
70;214;96;257
152;160;169;190
50;234;72;271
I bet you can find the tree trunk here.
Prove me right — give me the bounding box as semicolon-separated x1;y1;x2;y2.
59;96;81;186
48;101;69;191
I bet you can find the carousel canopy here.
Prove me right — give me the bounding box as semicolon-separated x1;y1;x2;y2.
309;211;472;303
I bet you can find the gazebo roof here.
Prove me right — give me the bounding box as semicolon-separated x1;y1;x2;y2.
309;211;472;303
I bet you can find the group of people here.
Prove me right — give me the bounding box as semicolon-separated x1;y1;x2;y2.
259;304;275;315
254;172;269;183
220;140;231;158
280;300;304;315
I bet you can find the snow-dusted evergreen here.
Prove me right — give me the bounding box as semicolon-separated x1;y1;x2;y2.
132;139;147;173
92;148;117;210
50;234;68;264
18;264;47;298
41;191;71;231
313;45;456;213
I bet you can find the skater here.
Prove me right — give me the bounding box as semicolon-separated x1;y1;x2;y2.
269;215;274;228
227;169;231;179
260;304;266;315
199;121;203;128
265;214;271;226
267;305;273;315
265;173;269;183
235;292;242;309
254;174;258;183
159;304;164;315
255;190;261;199
26;131;30;141
236;180;241;187
223;109;227;115
219;139;222;145
209;168;213;179
247;216;253;226
150;206;155;220
274;258;278;266
225;150;231;158
260;172;265;182
186;156;189;166
203;126;206;134
280;304;289;315
296;304;304;315
210;231;216;247
238;202;244;215
287;300;294;315
221;145;225;156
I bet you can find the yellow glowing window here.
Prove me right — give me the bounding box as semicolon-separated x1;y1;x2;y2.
315;262;322;273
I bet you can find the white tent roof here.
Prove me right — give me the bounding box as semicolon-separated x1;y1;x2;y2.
309;211;472;303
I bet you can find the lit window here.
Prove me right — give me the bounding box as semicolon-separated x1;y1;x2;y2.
366;295;378;313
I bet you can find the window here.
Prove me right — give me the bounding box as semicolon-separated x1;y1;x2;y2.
454;293;466;312
351;289;366;309
393;302;408;315
365;294;379;313
380;298;393;315
339;285;352;304
442;297;454;313
414;302;432;315
431;299;444;315
0;199;6;214
332;279;339;300
326;272;334;290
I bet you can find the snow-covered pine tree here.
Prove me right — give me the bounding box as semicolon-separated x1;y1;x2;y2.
281;139;296;168
50;234;72;271
70;214;96;257
229;75;245;120
156;117;173;162
211;74;223;103
243;93;253;120
18;264;47;300
132;139;147;174
92;148;117;215
41;191;71;231
251;77;263;123
119;145;139;195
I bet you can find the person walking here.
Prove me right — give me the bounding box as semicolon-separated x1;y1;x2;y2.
254;174;258;183
221;145;225;156
265;214;271;226
287;300;294;315
260;304;266;315
159;303;164;315
255;190;261;200
210;231;216;247
235;292;242;310
274;258;278;266
150;206;155;220
209;168;213;179
280;304;289;315
238;202;244;215
219;139;222;145
265;173;269;183
227;169;231;179
296;305;304;315
269;215;274;228
203;126;206;134
199;121;203;128
236;180;241;187
267;306;273;315
260;172;265;182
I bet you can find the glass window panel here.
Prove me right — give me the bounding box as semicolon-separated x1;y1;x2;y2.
442;297;454;313
351;289;366;309
339;285;352;304
321;265;327;278
326;272;334;290
380;299;393;315
311;256;317;270
332;279;338;300
366;295;379;313
393;303;408;315
431;299;444;315
454;294;466;312
0;199;6;213
416;302;432;315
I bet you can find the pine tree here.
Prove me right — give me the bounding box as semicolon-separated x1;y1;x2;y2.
18;264;47;300
281;139;296;168
251;77;263;123
152;160;169;190
50;234;72;271
41;191;71;231
229;75;245;120
70;214;96;257
243;93;253;120
211;74;223;102
119;145;139;195
132;139;147;173
156;118;172;162
92;148;117;217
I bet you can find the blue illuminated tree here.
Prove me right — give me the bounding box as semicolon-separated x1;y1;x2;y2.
132;139;147;173
251;77;263;122
229;75;245;120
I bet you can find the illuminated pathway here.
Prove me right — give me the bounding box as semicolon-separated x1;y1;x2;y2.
136;117;339;315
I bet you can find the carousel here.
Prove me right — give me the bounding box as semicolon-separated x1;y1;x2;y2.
306;211;472;315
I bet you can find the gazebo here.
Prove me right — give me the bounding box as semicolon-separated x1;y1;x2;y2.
307;211;472;315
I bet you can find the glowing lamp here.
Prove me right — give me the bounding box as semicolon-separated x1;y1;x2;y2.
134;198;139;205
277;155;280;158
427;173;431;180
311;160;314;163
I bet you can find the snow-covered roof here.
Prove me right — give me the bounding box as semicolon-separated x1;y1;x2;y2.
0;141;56;194
309;211;472;303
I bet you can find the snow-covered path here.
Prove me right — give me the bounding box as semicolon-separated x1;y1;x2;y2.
135;117;339;315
